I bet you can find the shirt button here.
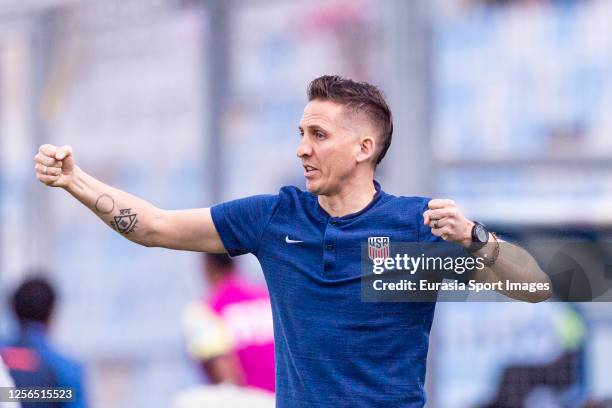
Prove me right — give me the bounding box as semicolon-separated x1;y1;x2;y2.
330;220;337;225
326;244;334;251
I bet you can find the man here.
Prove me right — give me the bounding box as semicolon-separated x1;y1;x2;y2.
34;75;550;407
1;278;87;408
182;254;275;392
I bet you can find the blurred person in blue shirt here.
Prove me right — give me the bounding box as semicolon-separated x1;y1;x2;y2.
1;277;86;408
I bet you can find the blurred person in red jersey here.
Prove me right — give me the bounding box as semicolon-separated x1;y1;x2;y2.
1;277;87;408
182;254;275;393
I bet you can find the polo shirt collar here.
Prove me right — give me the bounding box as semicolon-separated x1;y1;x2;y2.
314;180;384;222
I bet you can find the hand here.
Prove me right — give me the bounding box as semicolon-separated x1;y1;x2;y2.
423;199;474;248
34;144;76;189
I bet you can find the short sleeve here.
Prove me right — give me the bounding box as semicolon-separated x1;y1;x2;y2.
182;302;233;361
211;194;280;256
416;198;476;283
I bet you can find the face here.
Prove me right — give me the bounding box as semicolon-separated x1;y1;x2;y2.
297;100;375;196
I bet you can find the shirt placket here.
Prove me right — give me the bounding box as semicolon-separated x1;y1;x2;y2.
323;218;339;275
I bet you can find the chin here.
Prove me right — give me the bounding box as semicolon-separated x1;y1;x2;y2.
306;179;335;197
305;179;323;195
305;182;319;194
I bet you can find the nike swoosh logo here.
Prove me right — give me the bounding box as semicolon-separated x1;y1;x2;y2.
285;235;303;244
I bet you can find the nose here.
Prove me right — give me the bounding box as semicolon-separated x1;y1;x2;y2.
296;136;312;159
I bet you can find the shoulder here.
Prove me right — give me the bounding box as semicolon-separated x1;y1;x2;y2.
274;185;317;210
375;193;435;241
39;346;84;383
395;195;430;208
215;185;310;211
277;185;313;201
380;193;431;215
182;301;221;325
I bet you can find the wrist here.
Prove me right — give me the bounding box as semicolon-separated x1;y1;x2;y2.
64;165;83;194
470;233;493;255
480;232;500;267
460;220;475;248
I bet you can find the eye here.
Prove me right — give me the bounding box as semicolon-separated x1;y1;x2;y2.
315;131;326;140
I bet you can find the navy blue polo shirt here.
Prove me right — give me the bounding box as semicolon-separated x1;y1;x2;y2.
211;181;452;407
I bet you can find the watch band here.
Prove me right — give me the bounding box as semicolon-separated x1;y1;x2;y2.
482;232;500;267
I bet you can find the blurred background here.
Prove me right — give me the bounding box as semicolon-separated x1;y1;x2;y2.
0;0;611;407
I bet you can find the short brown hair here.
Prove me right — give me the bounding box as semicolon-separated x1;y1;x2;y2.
307;75;393;166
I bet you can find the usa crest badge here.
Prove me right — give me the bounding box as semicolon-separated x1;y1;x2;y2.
368;237;390;260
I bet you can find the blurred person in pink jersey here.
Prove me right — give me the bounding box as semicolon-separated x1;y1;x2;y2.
182;254;275;393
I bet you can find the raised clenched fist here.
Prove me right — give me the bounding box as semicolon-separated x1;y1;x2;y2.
423;198;474;248
34;144;76;188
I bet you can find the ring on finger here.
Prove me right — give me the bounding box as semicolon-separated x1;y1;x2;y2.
43;165;48;175
432;219;439;229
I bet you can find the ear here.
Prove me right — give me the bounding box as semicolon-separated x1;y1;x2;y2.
356;134;376;164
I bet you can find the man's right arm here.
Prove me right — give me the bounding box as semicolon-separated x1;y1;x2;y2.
34;144;226;253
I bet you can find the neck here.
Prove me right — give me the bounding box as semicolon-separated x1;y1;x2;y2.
209;271;234;288
20;320;48;333
318;176;377;217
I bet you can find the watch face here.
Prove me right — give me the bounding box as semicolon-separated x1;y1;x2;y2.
475;224;488;242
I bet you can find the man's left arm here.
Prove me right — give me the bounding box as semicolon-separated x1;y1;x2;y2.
423;199;552;303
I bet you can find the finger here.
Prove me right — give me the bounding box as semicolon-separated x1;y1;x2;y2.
430;225;452;239
423;212;429;225
429;217;458;233
34;153;63;167
36;173;60;185
428;219;442;230
428;199;455;210
39;144;58;157
424;208;457;221
55;145;73;160
35;163;62;176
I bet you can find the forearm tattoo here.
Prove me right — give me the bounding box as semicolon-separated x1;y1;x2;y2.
110;208;139;235
95;194;115;214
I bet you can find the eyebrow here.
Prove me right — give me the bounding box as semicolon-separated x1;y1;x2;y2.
298;124;328;133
